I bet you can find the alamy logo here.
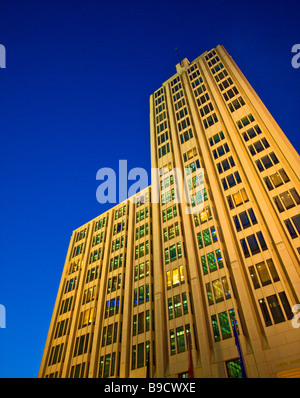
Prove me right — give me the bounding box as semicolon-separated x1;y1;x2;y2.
96;160;205;214
0;304;6;328
291;44;300;69
0;44;6;68
291;304;300;328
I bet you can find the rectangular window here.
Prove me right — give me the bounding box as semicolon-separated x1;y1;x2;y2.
267;294;285;324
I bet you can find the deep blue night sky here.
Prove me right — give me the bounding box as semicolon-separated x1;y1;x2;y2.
0;0;299;377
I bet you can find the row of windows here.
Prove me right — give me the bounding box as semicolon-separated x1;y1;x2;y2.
273;189;300;213
107;274;122;293
60;297;73;315
132;310;151;335
160;173;174;190
218;77;233;92
211;61;225;76
248;258;280;289
95;216;107;231
258;291;293;327
183;146;197;163
194;82;206;98
113;220;126;235
75;228;87;242
135;222;150;240
206;54;220;68
223;86;239;102
233;208;258;232
168;292;189;319
101;322;119;346
155;94;164;106
190;187;208;208
136;192;149;207
187;171;204;191
133;284;151;306
284;215;300;239
155;102;165;115
157;130;169;146
176;106;188;121
99;351;119;378
185;159;201;176
241;124;262;141
92;231;105;246
135;241;151;259
248;138;270;156
111;235;125;252
157;120;167;134
180;127;193;144
109;254;124;271
197;226;218;249
70;362;86;378
82;285;96;304
228;96;245;113
54;318;69;339
161;188;175;206
170;324;191;355
162;204;178;222
221;171;242;191
211;309;237;342
86;266;100;283
131;341;151;370
240;232;268;258
78;307;94;329
166;265;185;289
173;89;184;103
214;68;228;83
201;249;224;275
158;142;171;158
209;130;225;147
212;142;230;159
165;242;183;264
156;110;166;124
89;248;102;264
65;276;78;293
199;102;214;118
206;276;231;305
216;155;235;174
236;113;255;130
193;205;213;226
203;112;218;129
227;188;249;209
163;222;180;242
255;152;279;172
104;296;121;318
72;243;84;258
136;206;150;223
264;168;290;191
48;343;64;366
134;260;151;281
114;205;127;220
68;259;81;274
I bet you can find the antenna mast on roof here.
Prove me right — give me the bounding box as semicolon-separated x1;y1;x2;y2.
175;47;182;66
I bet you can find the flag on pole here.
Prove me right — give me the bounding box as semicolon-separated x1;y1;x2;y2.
187;332;194;378
232;320;247;378
146;347;150;378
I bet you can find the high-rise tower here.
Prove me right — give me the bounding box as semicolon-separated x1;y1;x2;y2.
39;45;300;379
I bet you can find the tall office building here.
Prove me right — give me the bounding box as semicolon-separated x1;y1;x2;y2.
39;45;300;379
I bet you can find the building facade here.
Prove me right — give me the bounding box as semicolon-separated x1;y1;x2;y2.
38;45;300;378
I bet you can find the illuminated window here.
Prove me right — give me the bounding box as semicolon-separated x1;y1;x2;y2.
212;279;224;303
172;268;179;287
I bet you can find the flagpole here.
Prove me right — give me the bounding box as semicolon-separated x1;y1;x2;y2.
232;320;247;378
187;332;194;378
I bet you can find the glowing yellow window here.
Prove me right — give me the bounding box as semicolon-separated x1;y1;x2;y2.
233;191;243;206
172;268;180;287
